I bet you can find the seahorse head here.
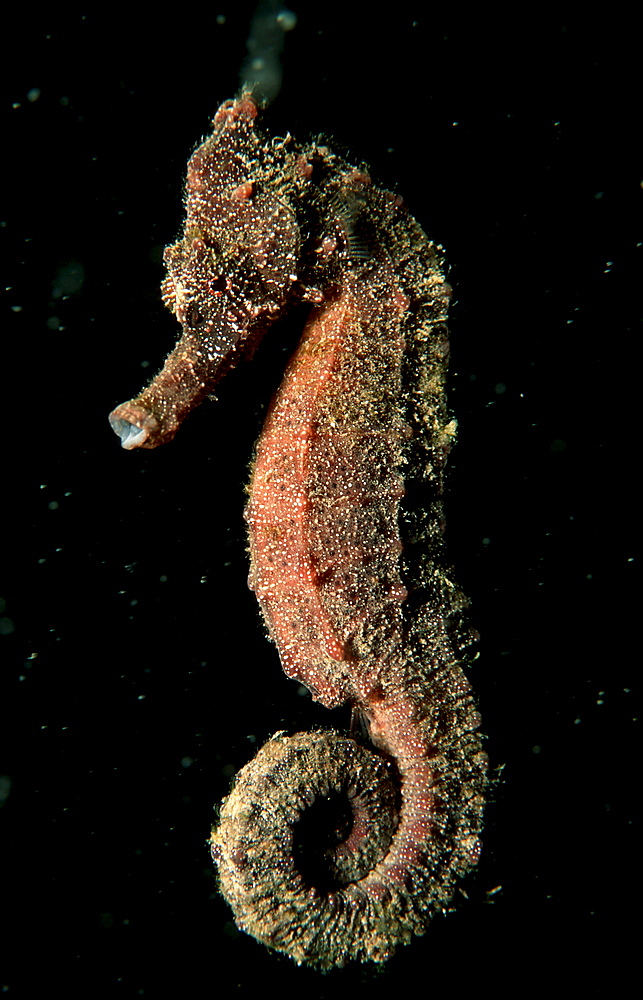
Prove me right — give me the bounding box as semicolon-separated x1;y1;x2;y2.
109;95;301;449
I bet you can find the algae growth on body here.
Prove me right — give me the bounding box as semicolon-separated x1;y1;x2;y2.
110;94;487;969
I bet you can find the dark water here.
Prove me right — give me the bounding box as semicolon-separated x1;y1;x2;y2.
1;5;638;995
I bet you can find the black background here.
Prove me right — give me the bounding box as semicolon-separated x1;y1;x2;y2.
1;5;639;996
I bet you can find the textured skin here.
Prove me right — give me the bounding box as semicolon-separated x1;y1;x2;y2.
109;95;487;969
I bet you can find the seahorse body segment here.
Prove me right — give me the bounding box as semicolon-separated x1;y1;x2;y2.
109;95;487;969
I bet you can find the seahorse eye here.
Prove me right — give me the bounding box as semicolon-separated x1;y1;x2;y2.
208;276;227;294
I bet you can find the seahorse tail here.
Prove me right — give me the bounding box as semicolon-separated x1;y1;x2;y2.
211;680;485;969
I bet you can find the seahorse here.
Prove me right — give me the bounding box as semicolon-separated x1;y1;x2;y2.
109;94;487;969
